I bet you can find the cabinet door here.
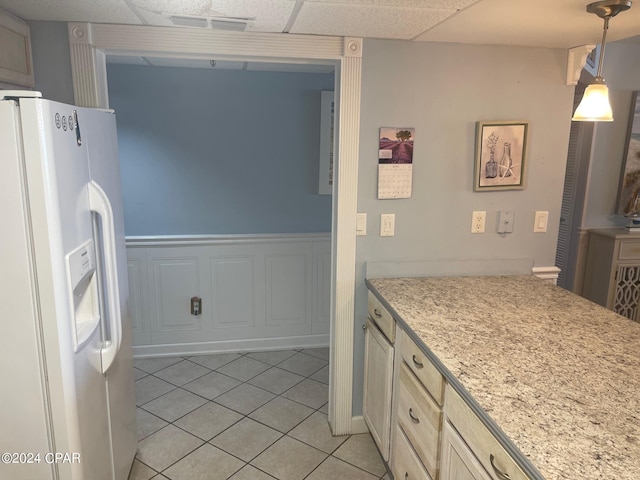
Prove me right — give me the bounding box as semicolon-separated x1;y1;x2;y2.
440;421;491;480
612;264;640;321
363;318;394;460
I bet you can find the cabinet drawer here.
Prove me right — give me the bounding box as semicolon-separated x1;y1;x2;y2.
399;329;444;405
618;240;640;260
445;385;530;480
368;291;396;343
397;362;441;479
391;424;432;480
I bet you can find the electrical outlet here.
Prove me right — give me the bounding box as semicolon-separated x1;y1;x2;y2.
471;211;486;234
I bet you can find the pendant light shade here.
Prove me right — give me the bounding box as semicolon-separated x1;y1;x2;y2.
572;79;613;121
572;0;632;122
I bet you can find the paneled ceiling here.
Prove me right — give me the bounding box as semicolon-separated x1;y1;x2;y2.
0;0;639;48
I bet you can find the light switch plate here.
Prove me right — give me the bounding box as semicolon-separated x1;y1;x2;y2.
534;211;549;232
356;213;367;236
380;214;395;236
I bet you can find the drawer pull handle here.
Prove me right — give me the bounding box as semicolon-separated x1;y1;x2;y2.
408;408;420;424
373;308;382;318
412;355;424;369
490;454;511;480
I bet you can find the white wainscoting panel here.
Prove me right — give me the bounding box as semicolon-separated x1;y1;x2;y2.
126;250;150;344
126;234;330;356
313;243;331;335
266;253;309;327
211;256;255;328
151;256;201;332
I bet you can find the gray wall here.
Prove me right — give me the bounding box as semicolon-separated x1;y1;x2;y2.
25;25;581;420
107;64;334;235
352;39;575;414
582;42;640;228
28;21;74;104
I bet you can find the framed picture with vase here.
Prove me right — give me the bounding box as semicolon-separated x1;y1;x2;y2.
474;121;528;192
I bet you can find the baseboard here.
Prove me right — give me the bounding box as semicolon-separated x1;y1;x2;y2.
351;416;370;435
133;334;330;358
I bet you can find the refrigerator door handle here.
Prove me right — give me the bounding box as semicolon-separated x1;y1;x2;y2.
88;180;122;374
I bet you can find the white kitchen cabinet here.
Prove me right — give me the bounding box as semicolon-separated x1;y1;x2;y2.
363;317;394;461
367;286;531;480
440;420;492;480
0;9;34;88
392;330;444;479
444;385;529;480
391;423;432;480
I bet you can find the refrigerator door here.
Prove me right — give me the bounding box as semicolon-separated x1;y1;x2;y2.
81;107;137;480
0;98;54;480
17;97;115;480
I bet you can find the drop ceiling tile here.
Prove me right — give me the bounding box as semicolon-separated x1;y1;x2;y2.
303;0;477;8
131;0;213;16
290;2;456;39
0;0;140;23
207;0;296;32
130;0;295;31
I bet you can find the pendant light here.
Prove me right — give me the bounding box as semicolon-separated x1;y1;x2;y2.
572;0;632;122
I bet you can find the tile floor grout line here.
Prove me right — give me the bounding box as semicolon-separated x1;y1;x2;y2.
132;348;371;480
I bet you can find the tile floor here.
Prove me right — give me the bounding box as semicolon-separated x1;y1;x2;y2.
129;348;390;480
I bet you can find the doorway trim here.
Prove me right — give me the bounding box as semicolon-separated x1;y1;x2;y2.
68;22;361;435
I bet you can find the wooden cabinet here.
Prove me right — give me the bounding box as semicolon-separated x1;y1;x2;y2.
440;420;491;480
0;9;34;88
363;292;395;461
391;329;444;480
582;228;640;322
444;385;529;480
392;423;432;480
366;287;532;480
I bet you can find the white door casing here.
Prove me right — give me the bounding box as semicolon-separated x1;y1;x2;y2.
67;23;362;435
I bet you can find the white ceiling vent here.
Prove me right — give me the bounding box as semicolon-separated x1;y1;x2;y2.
169;15;208;28
167;14;253;31
210;18;250;31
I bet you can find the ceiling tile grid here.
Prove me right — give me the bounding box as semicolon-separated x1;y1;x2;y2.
290;2;457;39
0;0;140;23
0;0;638;47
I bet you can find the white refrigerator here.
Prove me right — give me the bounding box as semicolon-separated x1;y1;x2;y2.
0;91;137;480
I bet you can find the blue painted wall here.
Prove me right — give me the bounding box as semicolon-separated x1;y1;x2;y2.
106;64;334;235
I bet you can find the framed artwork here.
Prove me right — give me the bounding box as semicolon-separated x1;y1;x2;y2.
474;121;528;192
318;91;334;195
584;44;600;78
615;91;640;215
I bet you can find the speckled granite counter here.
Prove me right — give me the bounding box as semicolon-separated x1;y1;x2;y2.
366;275;640;480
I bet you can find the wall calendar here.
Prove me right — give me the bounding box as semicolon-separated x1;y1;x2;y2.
378;127;415;199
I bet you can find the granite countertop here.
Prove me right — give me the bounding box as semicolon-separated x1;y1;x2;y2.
366;275;640;480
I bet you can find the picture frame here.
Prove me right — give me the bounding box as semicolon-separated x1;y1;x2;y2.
584;44;600;78
474;121;528;192
615;91;640;215
318;91;334;195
